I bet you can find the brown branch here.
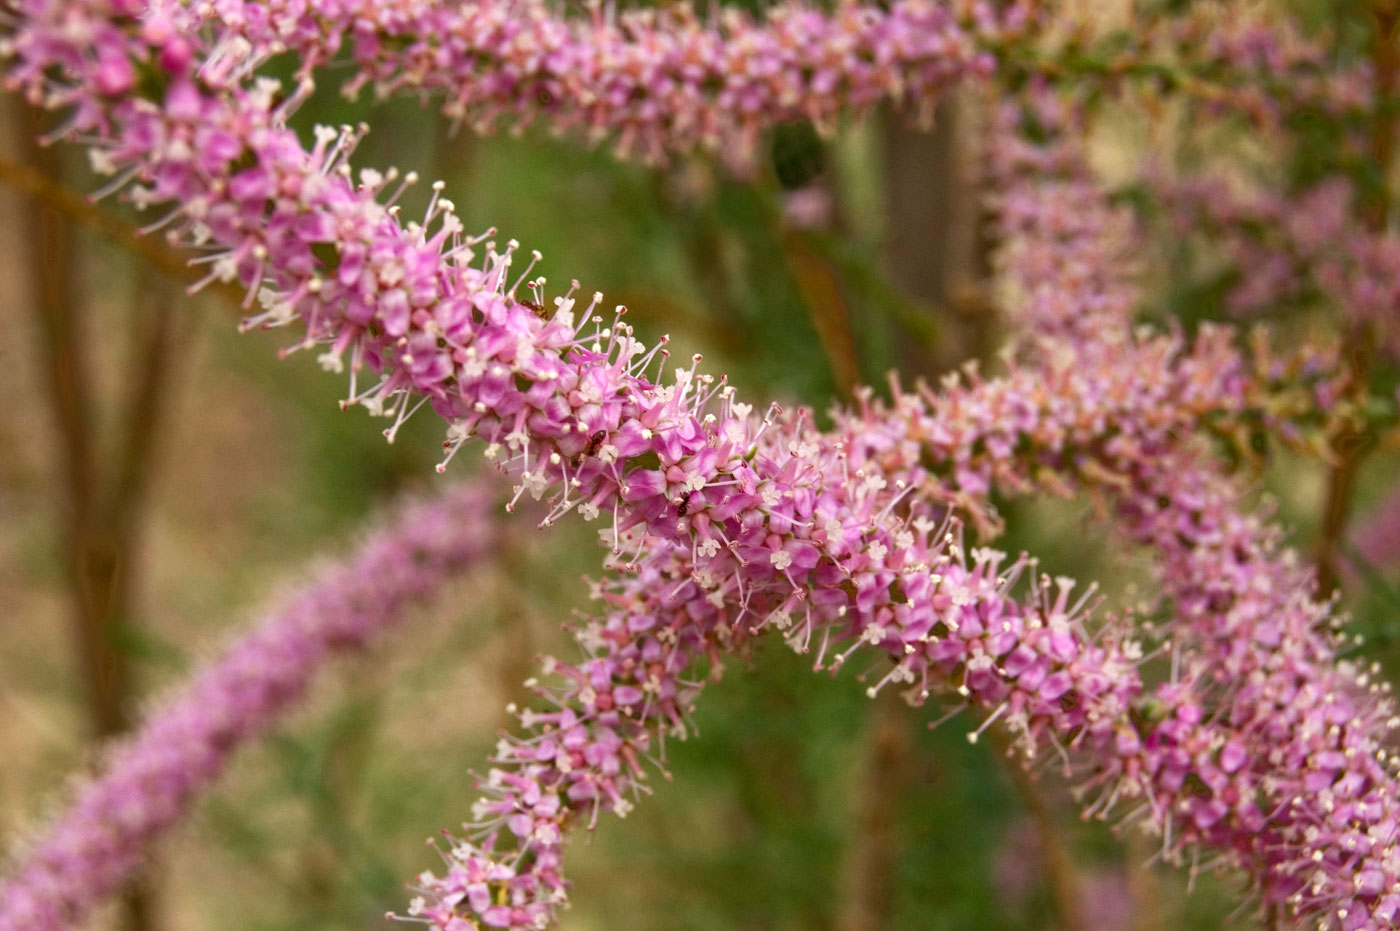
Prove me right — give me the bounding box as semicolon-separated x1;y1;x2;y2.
988;731;1088;931
1315;0;1397;593
107;272;183;536
0;150;242;305
781;229;863;395
879;99;996;375
1315;330;1376;594
837;691;911;931
12;103;119;740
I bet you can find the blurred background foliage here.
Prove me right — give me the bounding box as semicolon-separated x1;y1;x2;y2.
3;1;1400;929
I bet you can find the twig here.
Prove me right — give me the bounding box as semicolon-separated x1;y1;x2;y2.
838;691;911;931
781;229;862;395
1315;328;1376;594
1123;825;1162;931
988;730;1088;931
1314;0;1397;593
109;271;182;535
878;99;996;375
0;151;243;305
13;104;118;740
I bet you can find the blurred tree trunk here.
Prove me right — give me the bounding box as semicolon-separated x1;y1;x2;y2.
878;100;995;377
837;690;911;931
12;98;184;931
838;102;985;931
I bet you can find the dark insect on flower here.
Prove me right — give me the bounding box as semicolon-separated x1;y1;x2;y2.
676;492;692;517
521;299;549;318
584;430;607;457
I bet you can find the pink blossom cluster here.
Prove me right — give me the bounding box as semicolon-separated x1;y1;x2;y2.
852;114;1400;925
399;400;1144;930
1163;6;1374;125
401;107;1400;930
2;0;1398;929
178;0;1373;171
156;0;1015;168
0;480;496;931
402;105;1395;930
1155;172;1400;353
1115;449;1399;925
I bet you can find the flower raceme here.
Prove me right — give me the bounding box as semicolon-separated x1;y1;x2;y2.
167;0;1369;170
398;404;1144;931
6;2;1070;778
4;1;1397;930
1113;450;1400;925
860;103;1350;534
158;0;1013;169
0;481;496;931
395;137;1374;921
1155;172;1400;355
10;6;1128;927
872;112;1400;926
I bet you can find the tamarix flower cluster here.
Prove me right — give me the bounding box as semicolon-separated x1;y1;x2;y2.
160;0;1013;168
0;481;495;931
2;0;1398;929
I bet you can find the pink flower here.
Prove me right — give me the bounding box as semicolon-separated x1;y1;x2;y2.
0;481;496;931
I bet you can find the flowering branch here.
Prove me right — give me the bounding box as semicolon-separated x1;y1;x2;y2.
6;2;1399;930
397;111;1390;928
160;0;1012;169
168;0;1385;188
1155;173;1400;357
401;426;1143;930
883;105;1400;928
0;479;497;931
